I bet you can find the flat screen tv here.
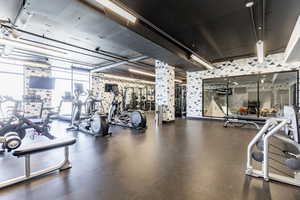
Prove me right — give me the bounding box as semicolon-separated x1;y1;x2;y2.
105;83;118;92
29;76;55;90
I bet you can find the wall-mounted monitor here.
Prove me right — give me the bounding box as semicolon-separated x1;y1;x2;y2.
29;76;55;90
105;83;118;92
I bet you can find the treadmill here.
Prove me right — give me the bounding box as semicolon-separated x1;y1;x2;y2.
55;92;73;122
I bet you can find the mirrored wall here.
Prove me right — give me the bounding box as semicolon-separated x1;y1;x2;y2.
203;71;298;119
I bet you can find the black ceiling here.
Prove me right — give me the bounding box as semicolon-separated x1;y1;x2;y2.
117;0;300;62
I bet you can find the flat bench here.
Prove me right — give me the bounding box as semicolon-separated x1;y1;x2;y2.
224;116;266;130
0;137;76;189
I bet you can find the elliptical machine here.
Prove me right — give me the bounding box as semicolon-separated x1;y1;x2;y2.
108;87;147;129
67;83;110;137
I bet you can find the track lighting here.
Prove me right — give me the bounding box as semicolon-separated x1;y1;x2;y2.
95;0;137;23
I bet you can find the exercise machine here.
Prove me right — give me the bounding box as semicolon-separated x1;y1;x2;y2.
224;116;265;129
108;87;147;129
0;96;55;152
175;84;186;117
67;83;110;137
55;92;74;122
246;106;300;187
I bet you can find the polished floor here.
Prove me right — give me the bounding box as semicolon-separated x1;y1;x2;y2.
0;115;300;200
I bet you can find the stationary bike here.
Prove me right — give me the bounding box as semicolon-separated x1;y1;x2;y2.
108;87;147;129
67;84;110;137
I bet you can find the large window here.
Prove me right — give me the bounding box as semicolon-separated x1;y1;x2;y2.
0;64;24;119
203;71;298;118
52;66;90;115
0;64;24;100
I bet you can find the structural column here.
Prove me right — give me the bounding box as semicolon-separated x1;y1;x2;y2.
155;60;175;122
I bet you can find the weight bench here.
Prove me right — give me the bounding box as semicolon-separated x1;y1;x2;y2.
224;116;265;130
0;137;76;189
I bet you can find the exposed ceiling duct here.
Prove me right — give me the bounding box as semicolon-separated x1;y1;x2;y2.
91;55;149;72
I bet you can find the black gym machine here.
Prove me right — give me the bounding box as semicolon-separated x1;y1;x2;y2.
108;86;147;129
0;96;55;153
67;83;110;137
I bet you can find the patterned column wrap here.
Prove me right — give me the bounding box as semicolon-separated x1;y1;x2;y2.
24;66;52;117
155;60;175;121
187;53;300;118
91;73;154;114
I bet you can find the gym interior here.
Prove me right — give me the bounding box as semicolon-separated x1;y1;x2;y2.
0;0;300;199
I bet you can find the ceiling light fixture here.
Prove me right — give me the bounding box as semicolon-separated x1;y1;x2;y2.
95;0;137;23
190;54;214;70
0;38;67;56
104;74;155;85
245;1;254;8
128;68;183;83
256;40;264;63
0;17;10;23
0;57;50;68
129;68;155;77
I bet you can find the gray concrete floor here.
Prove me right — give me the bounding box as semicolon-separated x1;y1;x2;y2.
0;115;300;200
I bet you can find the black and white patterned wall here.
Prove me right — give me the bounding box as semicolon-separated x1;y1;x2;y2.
24;66;52;117
187;53;300;118
91;73;154;113
155;60;175;121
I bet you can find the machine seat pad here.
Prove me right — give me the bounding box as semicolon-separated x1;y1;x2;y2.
285;158;300;170
13;137;76;157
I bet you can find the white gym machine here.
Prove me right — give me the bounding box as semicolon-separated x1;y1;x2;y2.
246;106;300;187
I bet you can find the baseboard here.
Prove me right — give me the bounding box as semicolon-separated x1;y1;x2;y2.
186;116;224;121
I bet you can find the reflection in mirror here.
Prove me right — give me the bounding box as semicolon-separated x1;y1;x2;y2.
202;71;298;119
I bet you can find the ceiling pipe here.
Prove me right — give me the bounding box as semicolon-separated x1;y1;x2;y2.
12;48;94;67
0;24;150;65
246;1;258;42
91;55;149;72
5;32;154;69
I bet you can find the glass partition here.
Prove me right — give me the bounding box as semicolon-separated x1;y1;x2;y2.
203;78;228;117
259;71;298;117
228;75;258;118
202;71;298;119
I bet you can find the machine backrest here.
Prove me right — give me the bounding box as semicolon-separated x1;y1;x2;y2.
284;106;299;144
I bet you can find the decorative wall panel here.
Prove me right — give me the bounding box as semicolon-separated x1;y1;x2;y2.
187;53;300;118
91;73;154;113
155;60;175;121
